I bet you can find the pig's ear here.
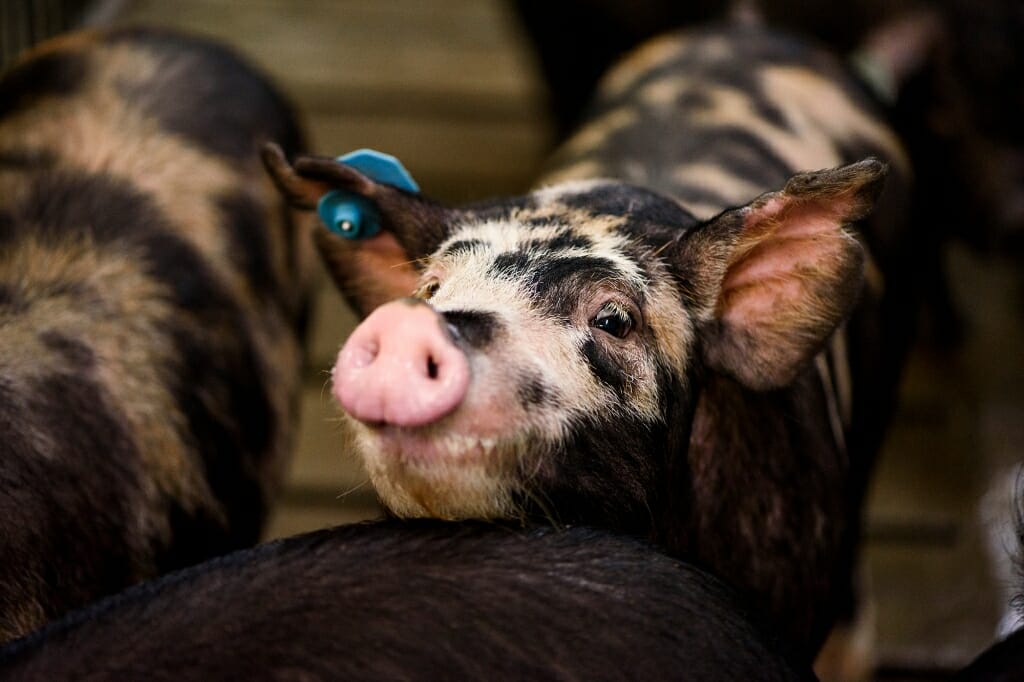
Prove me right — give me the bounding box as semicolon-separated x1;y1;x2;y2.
261;143;456;317
671;159;885;390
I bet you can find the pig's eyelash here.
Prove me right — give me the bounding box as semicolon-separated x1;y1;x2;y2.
592;302;635;339
413;280;441;300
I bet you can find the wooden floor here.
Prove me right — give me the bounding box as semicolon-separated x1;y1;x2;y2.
109;1;1023;676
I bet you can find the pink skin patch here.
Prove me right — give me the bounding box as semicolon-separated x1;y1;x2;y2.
721;199;849;322
333;299;470;429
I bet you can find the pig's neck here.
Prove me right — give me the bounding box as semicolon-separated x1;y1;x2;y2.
676;367;848;661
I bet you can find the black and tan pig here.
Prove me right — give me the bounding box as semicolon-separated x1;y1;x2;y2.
0;27;312;641
265;20;911;663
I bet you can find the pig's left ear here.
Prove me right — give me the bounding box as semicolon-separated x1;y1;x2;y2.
670;159;885;390
261;143;457;316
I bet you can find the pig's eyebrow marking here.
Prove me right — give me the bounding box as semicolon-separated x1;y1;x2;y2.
441;309;500;349
439;239;485;258
488;251;625;294
522;231;593;253
489;251;533;280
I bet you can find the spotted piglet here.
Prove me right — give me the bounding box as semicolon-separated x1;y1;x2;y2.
265;21;910;663
0;28;312;641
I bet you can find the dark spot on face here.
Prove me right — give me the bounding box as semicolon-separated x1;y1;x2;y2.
517;373;557;409
443;310;500;350
217;191;278;302
548;231;593;251
530;256;621;300
581;336;626;394
490;252;533;280
106;26;304;160
499;254;631;321
39;331;95;371
0;50;89;118
523;231;594;254
440;239;484;258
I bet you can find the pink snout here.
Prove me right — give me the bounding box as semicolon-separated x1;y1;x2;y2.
333;299;470;428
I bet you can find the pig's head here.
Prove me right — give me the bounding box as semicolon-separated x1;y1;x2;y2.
263;143;882;531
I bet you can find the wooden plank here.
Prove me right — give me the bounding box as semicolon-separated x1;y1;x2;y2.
867;538;1002;673
116;0;545;103
305;113;548;202
304;277;359;377
286;379;369;493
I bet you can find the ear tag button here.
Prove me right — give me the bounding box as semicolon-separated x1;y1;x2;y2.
317;149;420;240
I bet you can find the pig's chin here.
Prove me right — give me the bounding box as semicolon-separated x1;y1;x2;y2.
350;421;521;520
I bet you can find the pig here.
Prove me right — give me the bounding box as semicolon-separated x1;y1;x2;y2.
262;18;912;664
0;26;312;642
516;0;1024;329
0;520;814;681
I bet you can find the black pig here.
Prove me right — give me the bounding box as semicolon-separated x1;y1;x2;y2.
0;521;812;681
0;27;312;641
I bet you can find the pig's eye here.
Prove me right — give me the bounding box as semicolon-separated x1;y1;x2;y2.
592;304;634;339
416;281;441;300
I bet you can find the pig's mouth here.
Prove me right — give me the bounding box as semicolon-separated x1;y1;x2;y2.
373;426;501;466
348;421;527;519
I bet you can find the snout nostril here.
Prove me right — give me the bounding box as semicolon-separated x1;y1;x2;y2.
427;356;439;380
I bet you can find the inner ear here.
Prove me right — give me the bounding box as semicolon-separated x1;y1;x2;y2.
674;159;885;390
262;143;457;317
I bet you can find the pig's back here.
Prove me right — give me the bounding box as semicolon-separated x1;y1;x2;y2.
0;521;810;682
542;23;909;219
0;27;311;641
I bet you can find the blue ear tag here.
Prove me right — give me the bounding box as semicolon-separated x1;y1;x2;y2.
317;149;420;240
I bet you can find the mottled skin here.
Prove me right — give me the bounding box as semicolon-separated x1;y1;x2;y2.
0;521;813;682
264;23;910;663
0;28;312;641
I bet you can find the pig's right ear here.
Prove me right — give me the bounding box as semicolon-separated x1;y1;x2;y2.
261;143;457;317
669;159;884;391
